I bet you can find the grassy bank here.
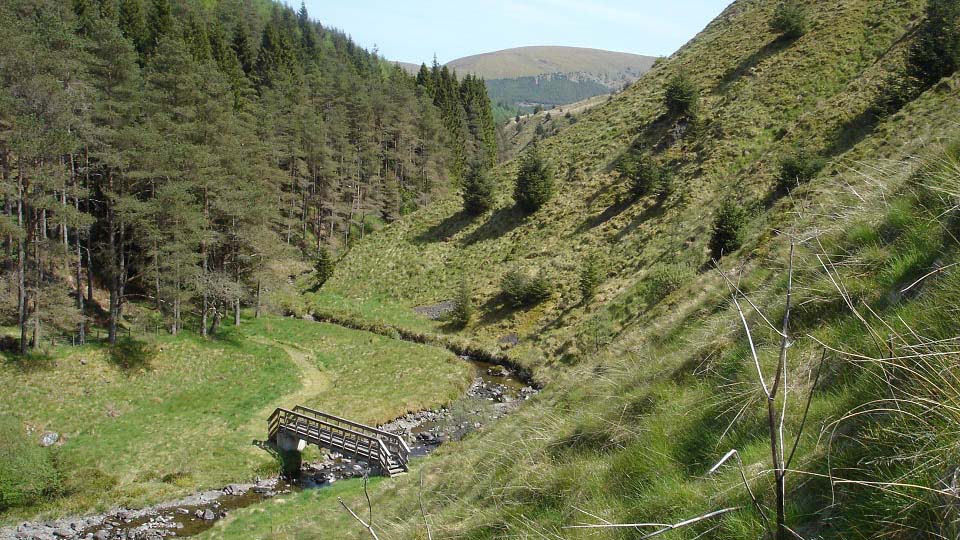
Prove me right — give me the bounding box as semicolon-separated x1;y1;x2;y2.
0;317;472;524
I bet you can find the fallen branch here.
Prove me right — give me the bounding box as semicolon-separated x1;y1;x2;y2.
420;470;433;540
564;507;741;539
339;476;380;540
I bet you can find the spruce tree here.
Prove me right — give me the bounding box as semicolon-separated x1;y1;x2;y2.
462;161;496;215
514;144;554;213
146;0;173;54
664;71;699;117
314;247;335;288
709;200;748;260
770;0;808;40
579;255;603;302
907;0;960;87
448;278;474;329
618;151;667;199
117;0;148;56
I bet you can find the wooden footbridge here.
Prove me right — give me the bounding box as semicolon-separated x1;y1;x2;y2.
268;406;410;477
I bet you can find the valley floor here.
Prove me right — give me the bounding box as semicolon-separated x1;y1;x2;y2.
0;317;473;526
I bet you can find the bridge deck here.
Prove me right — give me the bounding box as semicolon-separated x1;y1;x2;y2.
268;406;410;477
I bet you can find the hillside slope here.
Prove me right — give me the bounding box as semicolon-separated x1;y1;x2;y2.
267;0;960;538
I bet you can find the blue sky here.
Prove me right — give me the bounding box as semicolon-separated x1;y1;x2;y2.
297;1;733;65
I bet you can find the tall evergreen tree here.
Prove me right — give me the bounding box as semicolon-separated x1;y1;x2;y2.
146;0;173;54
514;144;554;213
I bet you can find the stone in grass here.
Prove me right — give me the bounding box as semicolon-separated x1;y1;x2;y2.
40;432;59;447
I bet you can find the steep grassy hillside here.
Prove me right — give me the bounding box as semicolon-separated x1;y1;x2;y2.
497;94;610;162
256;0;960;538
324;0;929;373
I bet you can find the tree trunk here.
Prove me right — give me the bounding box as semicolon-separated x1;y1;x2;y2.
201;188;209;338
75;194;85;345
107;172;119;345
211;305;222;335
86;239;93;305
255;277;262;319
234;297;241;326
85;150;93;306
17;162;27;354
172;294;180;336
32;217;41;351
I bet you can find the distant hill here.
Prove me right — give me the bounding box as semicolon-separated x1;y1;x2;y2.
446;46;656;81
400;46;658;121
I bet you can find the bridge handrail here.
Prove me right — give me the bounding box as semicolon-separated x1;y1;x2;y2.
291;405;411;464
268;408;406;471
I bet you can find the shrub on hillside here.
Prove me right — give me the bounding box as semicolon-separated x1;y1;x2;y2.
617;151;671;199
579;255;604;302
771;0;809;40
907;0;960;88
462;161;496;215
873;72;922;118
448;278;474;329
709;200;749;260
514;145;555;213
776;150;826;192
501;268;552;308
873;0;960;118
644;263;694;304
0;418;62;510
664;71;699;118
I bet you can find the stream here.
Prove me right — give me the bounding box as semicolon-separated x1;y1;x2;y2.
1;357;537;540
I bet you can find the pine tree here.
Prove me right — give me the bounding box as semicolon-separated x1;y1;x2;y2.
579;255;603;302
709;200;748;260
87;19;144;344
448;277;473;329
907;0;960;87
146;0;173;54
462;161;496;215
770;0;808;40
117;0;148;56
664;71;699;117
314;247;335;288
514;144;554;213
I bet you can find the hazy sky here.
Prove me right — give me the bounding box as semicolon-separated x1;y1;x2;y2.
298;1;733;65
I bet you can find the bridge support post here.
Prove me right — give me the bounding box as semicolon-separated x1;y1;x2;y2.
276;431;305;478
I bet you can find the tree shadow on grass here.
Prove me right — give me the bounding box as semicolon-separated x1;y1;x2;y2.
461;206;527;246
614;201;667;242
414;210;476;245
825;107;881;158
714;37;795;94
0;344;57;372
575;196;635;234
108;336;157;372
478;293;523;327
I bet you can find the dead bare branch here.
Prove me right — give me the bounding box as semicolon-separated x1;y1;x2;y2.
338;476;380;540
419;470;433;540
564;508;741;539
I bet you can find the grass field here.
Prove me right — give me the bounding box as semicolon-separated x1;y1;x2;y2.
0;316;472;524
